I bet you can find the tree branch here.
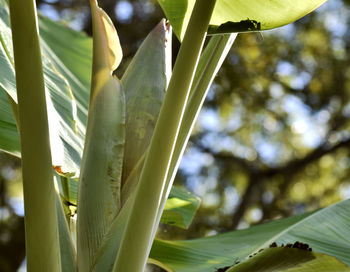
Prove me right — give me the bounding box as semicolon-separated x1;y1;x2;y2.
194;137;350;228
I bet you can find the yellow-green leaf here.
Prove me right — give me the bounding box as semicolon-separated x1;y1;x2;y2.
158;0;328;40
151;199;350;272
226;247;350;272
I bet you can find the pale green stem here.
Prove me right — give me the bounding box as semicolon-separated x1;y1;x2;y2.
154;33;237;235
9;1;61;271
113;1;217;271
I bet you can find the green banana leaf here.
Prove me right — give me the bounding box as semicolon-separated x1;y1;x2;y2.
38;15;91;132
158;0;328;40
226;247;350;272
0;87;19;156
0;0;90;174
161;186;200;229
150;198;350;272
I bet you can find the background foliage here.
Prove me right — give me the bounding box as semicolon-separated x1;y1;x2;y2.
1;0;350;270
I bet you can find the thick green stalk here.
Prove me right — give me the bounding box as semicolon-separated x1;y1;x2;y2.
113;0;217;271
9;1;61;271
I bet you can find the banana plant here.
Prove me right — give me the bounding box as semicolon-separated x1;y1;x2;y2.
1;0;349;271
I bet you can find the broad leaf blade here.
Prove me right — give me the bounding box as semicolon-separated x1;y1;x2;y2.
0;0;90;174
158;0;327;40
0;87;19;156
0;1;21;155
226;247;350;272
38;16;91;135
38;15;92;92
150;199;350;272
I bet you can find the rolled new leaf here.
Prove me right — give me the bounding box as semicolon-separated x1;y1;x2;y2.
77;0;125;271
121;19;172;197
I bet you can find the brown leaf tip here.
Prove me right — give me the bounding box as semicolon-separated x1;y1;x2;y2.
53;165;63;173
215;259;240;272
165;20;171;31
269;242;278;248
216;241;312;272
215;266;231;272
269;241;312;251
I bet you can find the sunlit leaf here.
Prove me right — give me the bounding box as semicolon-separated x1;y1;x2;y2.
158;0;328;40
0;87;19;156
150;199;350;272
160;186;200;229
226;247;350;272
0;0;92;173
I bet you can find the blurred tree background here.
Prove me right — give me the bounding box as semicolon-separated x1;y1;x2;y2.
1;0;350;270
